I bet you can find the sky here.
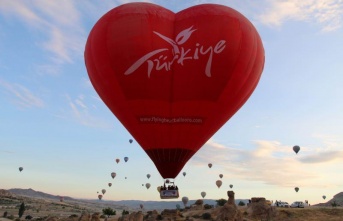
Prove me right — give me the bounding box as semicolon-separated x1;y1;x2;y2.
0;0;343;206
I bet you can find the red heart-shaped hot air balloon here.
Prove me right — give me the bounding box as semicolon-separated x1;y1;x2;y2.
85;3;264;179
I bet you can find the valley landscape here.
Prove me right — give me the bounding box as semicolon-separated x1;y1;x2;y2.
1;188;343;221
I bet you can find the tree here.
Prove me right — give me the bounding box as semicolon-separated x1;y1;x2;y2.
238;201;245;206
18;202;26;218
102;207;116;218
3;211;8;218
121;210;129;215
215;198;227;206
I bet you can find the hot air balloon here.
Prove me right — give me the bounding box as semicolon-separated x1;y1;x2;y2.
201;191;206;198
140;204;144;209
111;172;116;179
322;195;326;200
115;158;120;164
102;189;106;194
145;183;151;189
19;167;23;172
108;183;112;187
182;197;189;207
124;157;129;162
216;180;222;188
219;174;223;179
293;145;300;154
176;204;181;210
182;172;186;177
295;187;299;192
147;174;151;179
59;196;64;202
98;194;103;200
129;139;133;144
157;186;161;193
85;3;265;180
229;184;233;189
142;184;144;186
208;163;213;169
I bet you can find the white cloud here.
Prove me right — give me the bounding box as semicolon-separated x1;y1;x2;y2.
258;0;343;31
0;0;85;66
60;94;111;128
0;79;44;109
190;139;343;187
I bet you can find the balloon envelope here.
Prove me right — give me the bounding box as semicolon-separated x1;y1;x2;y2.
140;204;143;209
98;194;103;200
147;174;151;179
208;163;212;169
293;145;300;154
19;167;23;172
124;157;129;162
85;3;264;179
129;139;133;144
219;174;223;179
145;183;151;189
102;189;106;194
216;180;222;188
115;158;120;164
229;184;233;189
201;191;206;198
322;195;326;200
108;183;112;187
111;172;116;179
294;187;299;192
183;172;186;177
182;196;189;207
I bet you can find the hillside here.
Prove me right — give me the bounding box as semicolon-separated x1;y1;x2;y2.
314;192;343;207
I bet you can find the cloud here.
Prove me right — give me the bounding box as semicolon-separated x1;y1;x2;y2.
0;79;44;109
0;0;85;66
190;139;319;187
59;94;111;128
258;0;343;31
300;150;343;163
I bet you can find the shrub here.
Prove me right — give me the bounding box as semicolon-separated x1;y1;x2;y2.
203;204;213;209
201;212;211;220
69;214;78;218
18;202;26;218
25;215;33;220
331;201;339;207
238;201;246;206
121;210;129;215
102;207;116;218
216;198;227;206
3;211;8;218
99;215;106;219
8;215;15;220
156;215;163;220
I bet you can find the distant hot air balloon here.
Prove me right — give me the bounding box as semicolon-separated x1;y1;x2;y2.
111;172;116;179
157;186;161;193
102;189;106;194
295;187;299;192
84;3;265;180
208;163;212;168
129;139;133;144
115;158;120;164
176;204;181;210
183;172;186;177
98;194;103;200
145;183;151;189
219;174;223;179
229;184;233;189
124;157;129;162
165;179;170;184
59;196;64;202
201;191;206;198
108;183;112;187
147;174;151;179
182;197;189;207
216;180;222;188
142;184;144;186
140;204;143;209
19;167;23;172
293;145;300;154
125;177;127;179
322;195;326;200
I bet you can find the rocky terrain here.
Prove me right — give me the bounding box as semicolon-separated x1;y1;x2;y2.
1;189;343;221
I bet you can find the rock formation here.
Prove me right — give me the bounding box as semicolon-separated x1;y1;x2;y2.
118;211;143;221
214;191;243;221
246;197;276;220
